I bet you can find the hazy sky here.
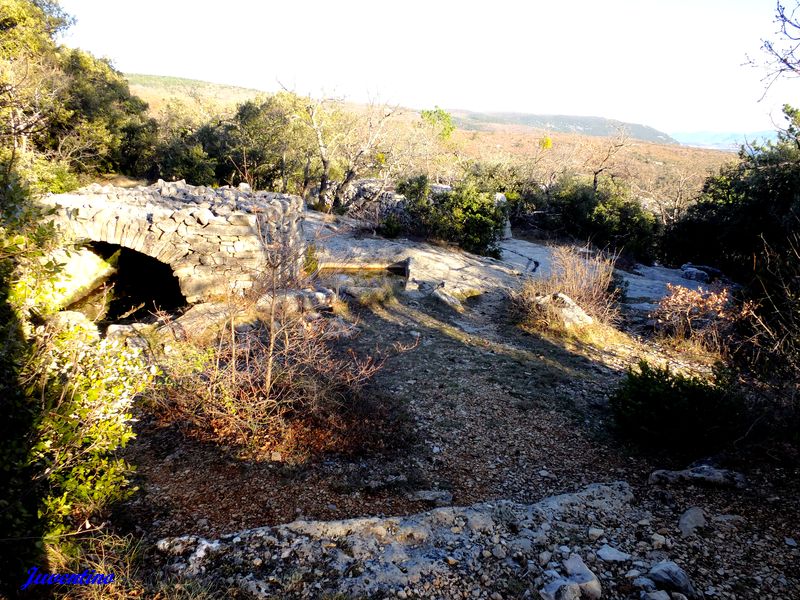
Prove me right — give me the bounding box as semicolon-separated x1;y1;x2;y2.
58;0;800;134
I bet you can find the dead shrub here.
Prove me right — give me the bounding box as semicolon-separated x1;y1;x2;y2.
148;310;384;456
513;245;621;330
653;283;751;355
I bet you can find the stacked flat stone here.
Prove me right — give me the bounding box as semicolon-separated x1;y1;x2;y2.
44;180;305;304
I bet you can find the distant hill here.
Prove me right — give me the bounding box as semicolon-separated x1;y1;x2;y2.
125;73;263;113
126;74;683;146
670;131;779;151
450;110;679;145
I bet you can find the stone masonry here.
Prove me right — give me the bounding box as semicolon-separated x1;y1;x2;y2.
44;180;305;304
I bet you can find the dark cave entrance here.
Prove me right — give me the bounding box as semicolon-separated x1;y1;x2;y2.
69;242;188;326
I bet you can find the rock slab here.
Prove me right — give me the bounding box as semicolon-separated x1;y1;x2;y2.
157;482;632;598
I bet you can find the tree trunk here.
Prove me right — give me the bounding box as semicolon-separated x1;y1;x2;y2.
332;167;357;210
280;151;289;193
318;157;332;210
301;154;312;199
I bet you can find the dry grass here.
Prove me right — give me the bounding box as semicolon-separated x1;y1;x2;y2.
512;245;621;333
354;282;397;307
46;534;223;599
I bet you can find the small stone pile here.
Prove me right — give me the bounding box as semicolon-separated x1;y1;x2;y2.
45;180;305;303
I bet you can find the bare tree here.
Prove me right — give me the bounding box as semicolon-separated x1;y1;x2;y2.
302;97;396;211
634;163;704;226
584;128;629;192
304;99;334;208
759;1;800;91
332;102;396;209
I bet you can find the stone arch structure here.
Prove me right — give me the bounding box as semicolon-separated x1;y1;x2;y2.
45;181;305;304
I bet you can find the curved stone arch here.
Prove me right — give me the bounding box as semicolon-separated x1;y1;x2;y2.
65;207;198;301
45;182;305;304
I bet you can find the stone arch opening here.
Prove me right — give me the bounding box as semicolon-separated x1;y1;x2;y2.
83;242;187;324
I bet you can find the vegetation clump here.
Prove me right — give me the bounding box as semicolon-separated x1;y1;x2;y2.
23;325;151;535
150;313;384;456
388;175;507;257
653;283;750;357
512;245;622;332
663;105;800;391
530;175;660;262
610;360;746;456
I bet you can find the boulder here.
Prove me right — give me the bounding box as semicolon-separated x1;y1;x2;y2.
597;544;631;562
431;287;464;312
532;292;594;328
649;465;746;489
407;490;453;506
680;267;709;283
641;592;671;600
648;561;698;598
678;507;706;537
563;554;602;599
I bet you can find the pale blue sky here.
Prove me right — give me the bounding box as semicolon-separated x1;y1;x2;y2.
58;0;800;134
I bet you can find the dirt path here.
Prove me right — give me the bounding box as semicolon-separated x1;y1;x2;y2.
121;289;800;598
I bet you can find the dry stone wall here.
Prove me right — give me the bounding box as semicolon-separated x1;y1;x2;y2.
44;180;305;304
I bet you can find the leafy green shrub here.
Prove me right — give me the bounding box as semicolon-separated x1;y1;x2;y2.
378;212;404;238
396;174;433;226
25;325;152;536
663;107;800;383
1;173;150;541
390;175;507;257
151;136;217;185
610;360;746;455
29;155;81;194
533;175;660;262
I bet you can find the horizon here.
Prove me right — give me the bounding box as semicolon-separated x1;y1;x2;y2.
59;0;800;135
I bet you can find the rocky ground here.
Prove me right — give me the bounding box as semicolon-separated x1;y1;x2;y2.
118;218;799;599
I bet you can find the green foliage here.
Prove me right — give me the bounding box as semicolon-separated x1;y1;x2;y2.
0;6;156;587
0;0;67;59
392;175;507;257
421;106;455;140
535;174;660;261
154;137;217;185
0;174;148;594
46;48;156;174
379;212;404;239
440;181;507;256
2;0;155;185
611;360;746;456
663;105;800;380
664;106;800;278
466;161;525;195
25;328;151;536
177;92;318;192
6;150;81;194
0;172;65;585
